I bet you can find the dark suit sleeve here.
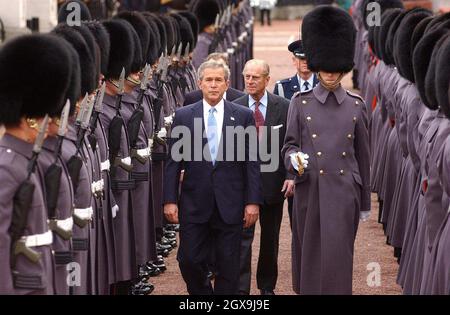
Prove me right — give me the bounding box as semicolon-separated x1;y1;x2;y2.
354;101;371;212
163;110;183;204
281;96;302;176
244;110;263;206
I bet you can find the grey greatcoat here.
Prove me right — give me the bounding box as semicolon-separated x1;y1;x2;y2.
282;84;370;294
100;93;136;282
0;134;54;295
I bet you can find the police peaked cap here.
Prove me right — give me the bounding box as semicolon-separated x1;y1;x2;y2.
302;6;356;73
288;40;306;59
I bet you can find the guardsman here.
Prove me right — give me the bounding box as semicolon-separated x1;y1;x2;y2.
282;6;370;294
0;34;73;294
100;19;139;295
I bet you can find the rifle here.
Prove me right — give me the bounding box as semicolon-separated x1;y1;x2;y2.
45;101;72;240
128;65;151;164
9;116;50;267
109;68;133;174
66;94;93;194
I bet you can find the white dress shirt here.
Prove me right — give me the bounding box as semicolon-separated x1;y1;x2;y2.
203;98;224;145
298;74;315;92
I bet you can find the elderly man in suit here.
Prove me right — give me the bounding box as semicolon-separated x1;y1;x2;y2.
234;59;292;295
183;52;245;106
163;60;263;295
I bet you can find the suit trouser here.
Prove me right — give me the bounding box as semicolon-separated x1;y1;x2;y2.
239;200;284;293
177;208;242;295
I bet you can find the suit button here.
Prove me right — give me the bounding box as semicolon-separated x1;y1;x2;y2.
340;169;344;175
319;169;324;175
312;134;317;139
306;116;311;121
342;151;347;157
317;151;322;157
347;134;352;139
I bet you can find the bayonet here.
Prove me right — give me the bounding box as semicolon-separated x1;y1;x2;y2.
176;42;183;61
75;93;88;131
52;100;70;163
27;115;49;178
114;67;126;114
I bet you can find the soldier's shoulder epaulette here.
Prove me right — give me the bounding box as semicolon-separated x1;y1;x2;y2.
346;90;364;103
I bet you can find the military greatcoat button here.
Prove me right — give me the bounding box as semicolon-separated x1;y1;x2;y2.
306;116;311;121
302;100;307;104
319;169;324;175
317;151;322;157
353;116;357;122
340;170;344;175
342;152;347;157
312;134;317;139
6;149;11;153
347;134;352;139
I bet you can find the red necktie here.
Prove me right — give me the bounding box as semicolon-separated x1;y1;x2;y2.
254;101;265;137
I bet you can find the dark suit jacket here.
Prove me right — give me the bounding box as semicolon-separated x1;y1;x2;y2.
182;87;245;107
163;100;263;224
233;92;290;204
273;73;319;100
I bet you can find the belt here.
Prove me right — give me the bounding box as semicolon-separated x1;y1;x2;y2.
131;171;149;182
101;160;110;172
152;152;167;161
22;231;53;248
49;217;73;232
110;179;136;191
72;238;89;251
54;250;73;265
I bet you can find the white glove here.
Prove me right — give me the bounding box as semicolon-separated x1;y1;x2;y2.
157;127;167;139
164;115;174;126
360;211;370;222
290;152;309;172
112;205;119;219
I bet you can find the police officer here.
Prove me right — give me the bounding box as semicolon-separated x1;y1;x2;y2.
273;40;318;100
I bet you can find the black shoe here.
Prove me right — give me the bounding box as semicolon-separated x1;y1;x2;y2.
130;281;154;295
149;259;166;272
260;289;275;295
207;271;214;280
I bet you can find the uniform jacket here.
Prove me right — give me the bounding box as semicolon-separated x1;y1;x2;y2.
273;73;319;100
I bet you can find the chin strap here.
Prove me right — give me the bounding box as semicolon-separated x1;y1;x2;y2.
317;72;345;91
